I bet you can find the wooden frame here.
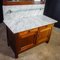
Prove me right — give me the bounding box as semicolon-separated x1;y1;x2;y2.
3;1;44;5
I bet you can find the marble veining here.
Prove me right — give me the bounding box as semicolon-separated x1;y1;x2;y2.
4;10;44;21
3;4;44;20
3;4;44;14
3;15;57;34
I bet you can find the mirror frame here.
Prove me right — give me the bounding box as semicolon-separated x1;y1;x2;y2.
3;1;44;5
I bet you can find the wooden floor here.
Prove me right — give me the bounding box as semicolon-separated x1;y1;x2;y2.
0;23;60;60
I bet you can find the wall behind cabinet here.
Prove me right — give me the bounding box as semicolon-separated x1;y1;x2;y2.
44;0;60;28
0;0;3;23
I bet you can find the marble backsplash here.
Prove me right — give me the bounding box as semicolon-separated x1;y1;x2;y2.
3;4;45;20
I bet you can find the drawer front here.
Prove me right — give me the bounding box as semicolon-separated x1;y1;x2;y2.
39;24;53;31
18;30;29;36
30;28;38;32
18;32;36;38
18;28;38;38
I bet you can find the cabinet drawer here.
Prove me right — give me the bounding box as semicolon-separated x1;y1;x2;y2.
19;28;38;36
19;30;29;36
18;28;38;38
30;28;38;32
18;32;36;38
39;24;53;31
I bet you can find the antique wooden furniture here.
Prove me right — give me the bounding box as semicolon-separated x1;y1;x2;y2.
3;1;57;58
6;24;53;58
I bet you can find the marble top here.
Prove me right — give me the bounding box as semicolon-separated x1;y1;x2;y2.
4;15;57;34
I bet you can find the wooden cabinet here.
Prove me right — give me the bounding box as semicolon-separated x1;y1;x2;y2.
6;24;53;58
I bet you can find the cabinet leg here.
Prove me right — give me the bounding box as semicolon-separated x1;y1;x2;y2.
46;40;49;43
46;27;52;44
15;53;18;58
6;26;10;47
7;43;10;46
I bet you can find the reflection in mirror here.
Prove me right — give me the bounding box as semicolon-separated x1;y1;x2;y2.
34;0;40;1
34;0;46;4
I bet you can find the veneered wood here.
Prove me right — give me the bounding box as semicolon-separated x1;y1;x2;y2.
36;38;48;44
39;24;53;30
30;28;38;32
17;44;34;53
16;35;35;47
18;29;38;38
19;30;29;36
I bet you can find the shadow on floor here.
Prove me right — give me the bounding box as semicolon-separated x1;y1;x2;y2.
0;23;15;58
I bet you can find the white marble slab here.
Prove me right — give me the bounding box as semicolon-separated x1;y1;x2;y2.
3;4;45;15
4;10;44;21
3;4;45;20
4;15;57;34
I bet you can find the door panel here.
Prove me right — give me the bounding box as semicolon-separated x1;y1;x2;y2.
16;35;35;52
36;27;51;44
16;35;34;47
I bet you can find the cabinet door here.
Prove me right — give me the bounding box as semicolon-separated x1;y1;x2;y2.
36;27;51;44
16;35;35;53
